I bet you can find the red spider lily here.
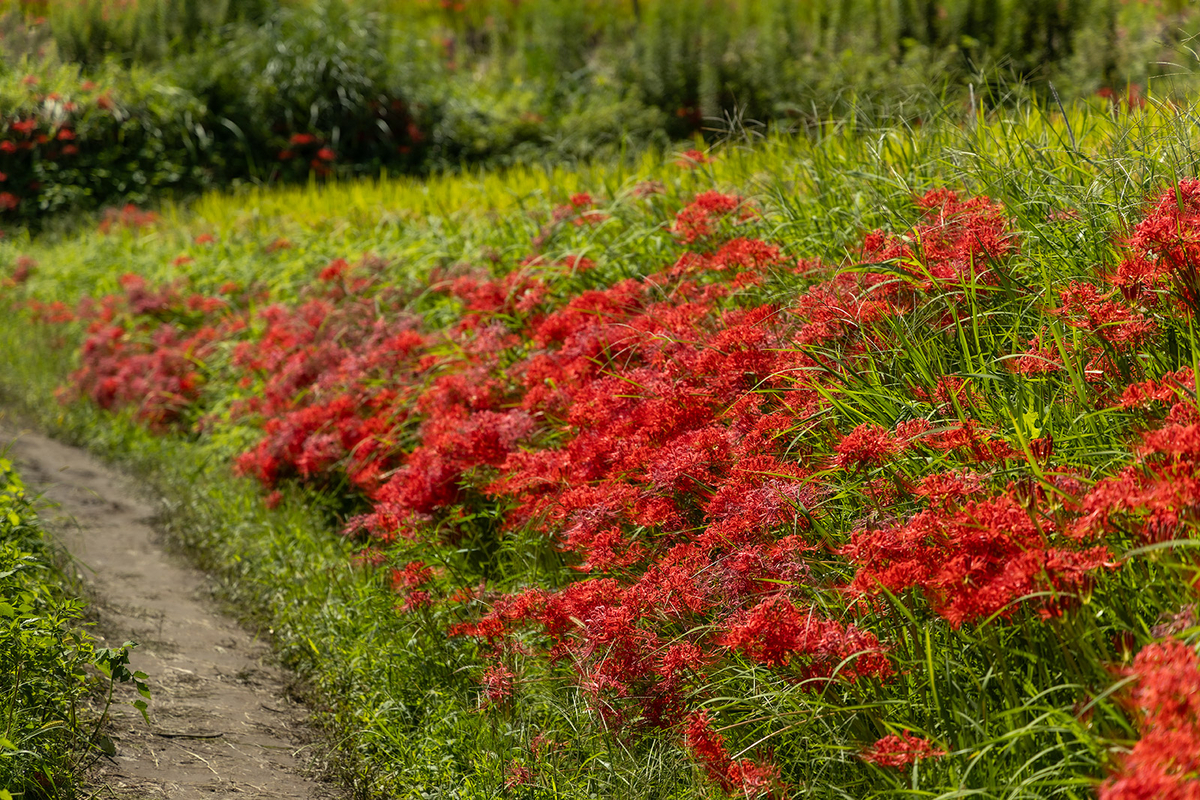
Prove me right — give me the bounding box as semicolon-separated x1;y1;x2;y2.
480;663;515;705
1101;639;1200;800
1073;415;1200;543
861;189;1016;291
684;711;783;797
672;191;750;244
1054;282;1157;347
843;494;1112;627
504;761;531;788
98;204;157;234
861;732;946;768
676;148;712;168
718;594;893;679
832;423;906;470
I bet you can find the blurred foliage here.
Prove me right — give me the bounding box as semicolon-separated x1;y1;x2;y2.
0;0;1198;226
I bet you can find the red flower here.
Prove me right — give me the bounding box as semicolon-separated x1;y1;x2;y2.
0;192;19;212
316;147;336;161
862;732;946;768
289;133;318;146
832;423;904;470
481;663;515;704
718;594;893;680
318;258;350;282
1101;640;1200;800
684;711;783;796
676;148;711;168
672;191;748;244
844;494;1111;627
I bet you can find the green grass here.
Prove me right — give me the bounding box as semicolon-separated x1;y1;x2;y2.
0;443;135;799
4;93;1200;797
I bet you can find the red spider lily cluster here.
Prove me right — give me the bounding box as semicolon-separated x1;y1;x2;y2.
37;179;1200;793
1101;638;1200;799
861;731;946;768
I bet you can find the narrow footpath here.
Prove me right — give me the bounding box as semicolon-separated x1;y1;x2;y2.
6;426;340;799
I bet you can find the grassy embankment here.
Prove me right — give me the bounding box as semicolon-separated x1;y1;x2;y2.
0;452;142;798
4;96;1200;797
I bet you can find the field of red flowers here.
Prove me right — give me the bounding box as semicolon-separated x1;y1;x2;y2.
6;108;1200;796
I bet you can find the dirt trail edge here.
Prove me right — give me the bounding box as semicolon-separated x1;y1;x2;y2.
5;426;341;800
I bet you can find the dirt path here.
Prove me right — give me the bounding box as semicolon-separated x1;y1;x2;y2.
5;426;341;800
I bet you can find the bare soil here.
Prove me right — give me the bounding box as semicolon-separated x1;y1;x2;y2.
5;426;343;800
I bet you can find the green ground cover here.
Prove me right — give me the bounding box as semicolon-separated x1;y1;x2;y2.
4;97;1200;798
0;452;139;799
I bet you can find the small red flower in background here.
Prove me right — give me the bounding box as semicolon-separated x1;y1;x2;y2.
481;663;515;705
98;205;158;234
11;119;37;136
862;732;945;768
676;148;712;168
316;147;336;161
289;133;318;146
0;192;20;212
318;258;351;282
0;141;14;153
504;760;530;788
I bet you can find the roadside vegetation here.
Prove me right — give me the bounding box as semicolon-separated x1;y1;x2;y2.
4;93;1200;797
0;452;144;799
5;0;1200;797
